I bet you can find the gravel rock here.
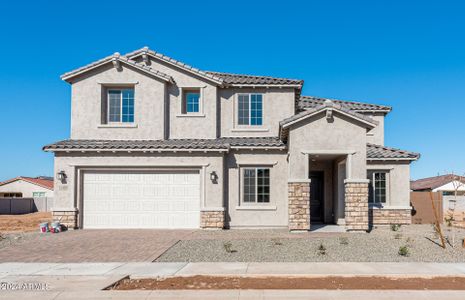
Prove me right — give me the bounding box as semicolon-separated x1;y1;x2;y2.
156;225;465;262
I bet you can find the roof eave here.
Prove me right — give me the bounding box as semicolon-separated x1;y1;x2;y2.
43;148;229;153
60;57;173;84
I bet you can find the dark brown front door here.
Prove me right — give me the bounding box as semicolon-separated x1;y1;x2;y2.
309;171;324;223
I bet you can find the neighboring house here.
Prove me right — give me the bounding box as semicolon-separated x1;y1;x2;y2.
411;174;465;196
43;47;420;231
0;176;54;198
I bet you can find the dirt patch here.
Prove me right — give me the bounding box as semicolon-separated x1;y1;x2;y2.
109;275;465;290
0;212;52;233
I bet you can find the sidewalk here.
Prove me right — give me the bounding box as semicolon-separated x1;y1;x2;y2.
1;262;465;299
2;262;465;277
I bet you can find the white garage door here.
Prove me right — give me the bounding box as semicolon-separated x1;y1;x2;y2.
83;171;200;229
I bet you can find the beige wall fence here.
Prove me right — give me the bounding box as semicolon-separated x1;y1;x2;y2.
410;192;443;224
0;197;54;215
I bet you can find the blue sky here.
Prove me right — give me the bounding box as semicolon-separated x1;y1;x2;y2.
0;0;464;181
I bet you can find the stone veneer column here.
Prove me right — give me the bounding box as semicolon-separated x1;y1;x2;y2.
200;208;225;229
288;180;311;231
52;208;78;229
344;179;369;231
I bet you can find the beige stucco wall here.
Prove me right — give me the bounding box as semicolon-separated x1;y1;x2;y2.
220;88;295;137
70;64;166;140
53;153;225;214
134;56;219;139
225;150;289;228
365;113;385;145
288;111;368;180
367;161;411;207
0;180;53;197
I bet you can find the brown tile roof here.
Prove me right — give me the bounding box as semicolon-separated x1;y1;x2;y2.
367;143;420;161
61;53;173;83
0;177;54;191
298;96;392;113
43;137;286;152
204;71;304;86
410;174;465;191
124;47;225;85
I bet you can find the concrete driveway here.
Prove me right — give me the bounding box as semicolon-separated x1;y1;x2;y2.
0;230;195;263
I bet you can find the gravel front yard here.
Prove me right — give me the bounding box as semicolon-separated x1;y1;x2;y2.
156;225;465;262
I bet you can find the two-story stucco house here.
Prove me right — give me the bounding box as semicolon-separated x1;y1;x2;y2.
43;47;419;231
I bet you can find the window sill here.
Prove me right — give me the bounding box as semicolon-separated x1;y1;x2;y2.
175;114;206;118
98;124;138;128
231;128;269;132
236;205;277;211
369;204;412;210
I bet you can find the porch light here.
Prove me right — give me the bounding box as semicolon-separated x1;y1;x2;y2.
210;171;218;182
57;170;67;182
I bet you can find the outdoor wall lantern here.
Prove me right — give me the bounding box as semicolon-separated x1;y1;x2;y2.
57;170;67;183
210;171;218;182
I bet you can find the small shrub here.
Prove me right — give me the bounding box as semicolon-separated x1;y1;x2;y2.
391;224;401;232
223;241;237;253
318;243;327;255
445;214;454;227
339;237;349;245
271;238;283;246
394;233;402;240
398;246;409;257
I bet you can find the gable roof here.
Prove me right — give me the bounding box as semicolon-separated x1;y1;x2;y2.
410;174;465;191
124;47;225;85
204;71;304;86
0;176;54;191
279;99;378;140
298;96;392;113
367;143;420;161
61;53;174;83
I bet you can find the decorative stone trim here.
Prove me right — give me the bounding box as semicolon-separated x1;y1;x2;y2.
369;208;412;225
52;209;77;229
288;181;310;231
344;180;369;231
200;210;224;229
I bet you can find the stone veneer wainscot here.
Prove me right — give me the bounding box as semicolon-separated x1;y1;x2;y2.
200;208;225;229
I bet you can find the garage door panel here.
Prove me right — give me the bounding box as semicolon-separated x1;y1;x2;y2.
83;171;201;229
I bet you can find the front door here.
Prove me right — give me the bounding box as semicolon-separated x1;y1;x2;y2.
309;171;324;223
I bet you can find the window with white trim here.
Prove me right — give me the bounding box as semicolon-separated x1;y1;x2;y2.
181;89;201;114
238;94;263;126
368;171;388;204
242;167;270;203
33;192;46;197
107;89;134;123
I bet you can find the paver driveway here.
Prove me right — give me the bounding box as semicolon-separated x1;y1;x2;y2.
0;230;195;262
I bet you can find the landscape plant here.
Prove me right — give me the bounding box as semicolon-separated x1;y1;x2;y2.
398;245;409;257
223;241;237;253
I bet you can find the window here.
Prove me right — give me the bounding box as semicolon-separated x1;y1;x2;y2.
0;193;22;198
108;89;134;123
368;171;388;204
33;192;46;197
238;94;263;126
243;168;270;203
182;90;201;114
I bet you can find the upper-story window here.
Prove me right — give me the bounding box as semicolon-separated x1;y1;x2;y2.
182;90;201;114
108;89;134;123
238;94;263;126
